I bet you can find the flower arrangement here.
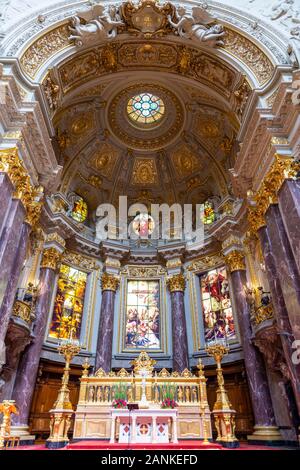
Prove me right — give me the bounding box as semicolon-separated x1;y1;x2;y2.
161;398;178;409
161;383;178;409
112;383;127;408
112;398;127;409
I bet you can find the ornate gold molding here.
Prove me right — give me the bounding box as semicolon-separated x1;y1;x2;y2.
167;273;185;292
62;251;97;271
41;247;63;271
248;155;300;233
254;304;274;326
224;250;246;272
187;252;223;272
101;272;119;292
0;148;43;228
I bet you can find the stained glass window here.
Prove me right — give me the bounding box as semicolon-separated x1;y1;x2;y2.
127;93;165;124
125;280;160;349
49;264;87;341
70;196;88;223
200;267;236;344
200;201;215;225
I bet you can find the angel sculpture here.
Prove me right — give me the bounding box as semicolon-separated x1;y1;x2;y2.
168;6;225;47
69;4;124;47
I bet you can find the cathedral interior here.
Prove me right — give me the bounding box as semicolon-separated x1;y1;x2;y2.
0;0;300;450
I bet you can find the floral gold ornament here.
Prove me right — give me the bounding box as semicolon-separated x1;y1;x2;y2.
167;273;186;292
131;158;158;185
224;250;246;272
130;350;156;375
101;273;120;292
41;247;63;271
254;304;274;326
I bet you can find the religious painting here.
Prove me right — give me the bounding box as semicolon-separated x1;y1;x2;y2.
200;267;236;343
125;280;160;349
49;264;88;340
200;200;215;225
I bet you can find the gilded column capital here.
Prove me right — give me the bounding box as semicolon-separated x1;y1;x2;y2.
101;272;119;292
41;247;63;271
167;273;186;293
247;206;266;233
224;250;246;273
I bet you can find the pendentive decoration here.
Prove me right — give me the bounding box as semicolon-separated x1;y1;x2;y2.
69;1;225;48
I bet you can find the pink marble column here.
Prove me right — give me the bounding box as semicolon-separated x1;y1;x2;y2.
11;266;56;426
258;225;300;414
0;222;31;351
230;267;276;427
278;179;300;274
168;274;189;372
0;173;14;231
265;204;300;340
0;199;26;308
95;289;116;372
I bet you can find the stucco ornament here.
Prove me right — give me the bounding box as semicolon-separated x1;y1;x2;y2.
168;5;225;46
69;4;124;47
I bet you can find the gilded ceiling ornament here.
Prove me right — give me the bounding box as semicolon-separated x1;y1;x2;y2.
20;24;70;79
70;113;94;136
43;73;60;111
60;51;99;92
223;28;274;86
101;273;120;292
101;44;118;72
167;273;186;292
131;158;158;185
41;247;62;271
78;172;103;189
89;142;119;177
233;78;252;119
186;175;209;191
224;250;246;272
171;144;202;179
177;46;192;74
197;117;220;138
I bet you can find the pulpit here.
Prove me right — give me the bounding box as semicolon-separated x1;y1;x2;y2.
110;408;178;444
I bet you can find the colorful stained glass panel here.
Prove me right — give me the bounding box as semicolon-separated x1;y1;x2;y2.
200;267;236;343
49;264;87;340
125;279;160;349
127;93;165;125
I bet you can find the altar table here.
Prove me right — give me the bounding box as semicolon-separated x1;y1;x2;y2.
109;408;178;444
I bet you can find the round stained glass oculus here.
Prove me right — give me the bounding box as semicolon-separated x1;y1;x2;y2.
127;93;165;125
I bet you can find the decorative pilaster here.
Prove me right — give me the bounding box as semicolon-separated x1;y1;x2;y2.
167;274;189;372
95;273;119;373
11;241;64;434
223;246;281;443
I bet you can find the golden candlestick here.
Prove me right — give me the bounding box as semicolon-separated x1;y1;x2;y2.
206;343;239;447
46;340;80;448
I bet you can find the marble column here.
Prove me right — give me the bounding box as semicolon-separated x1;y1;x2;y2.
0;173;14;233
95;273;119;373
0;222;31;359
224;250;279;437
0;199;26;308
278;179;300;275
167;274;189;372
265;204;300;340
258;225;300;414
11;247;62;429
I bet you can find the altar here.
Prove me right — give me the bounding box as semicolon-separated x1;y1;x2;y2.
110;408;178;444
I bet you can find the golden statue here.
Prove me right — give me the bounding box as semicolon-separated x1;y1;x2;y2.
130;351;157;376
0;400;19;448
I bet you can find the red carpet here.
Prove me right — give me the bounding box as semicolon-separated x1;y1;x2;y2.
6;441;285;450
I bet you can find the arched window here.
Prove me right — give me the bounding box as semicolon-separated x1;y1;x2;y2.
49;264;88;340
200;266;236;344
70;195;88;223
